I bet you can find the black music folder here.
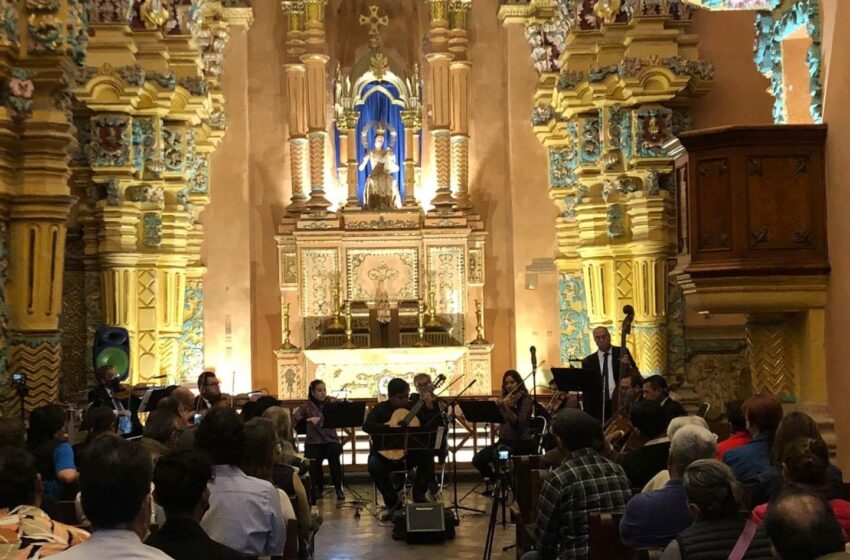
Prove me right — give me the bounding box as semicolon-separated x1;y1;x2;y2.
457;400;504;424
550;367;595;393
321;400;367;429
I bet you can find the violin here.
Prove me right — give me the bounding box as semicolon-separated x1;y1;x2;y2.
603;305;643;453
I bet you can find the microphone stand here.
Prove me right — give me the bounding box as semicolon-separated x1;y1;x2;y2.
444;380;486;521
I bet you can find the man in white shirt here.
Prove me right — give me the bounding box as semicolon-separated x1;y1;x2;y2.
195;407;286;557
52;433;171;560
580;326;639;422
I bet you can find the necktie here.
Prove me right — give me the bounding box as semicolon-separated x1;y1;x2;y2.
602;352;610;419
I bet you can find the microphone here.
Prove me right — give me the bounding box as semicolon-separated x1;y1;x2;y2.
530;346;537;370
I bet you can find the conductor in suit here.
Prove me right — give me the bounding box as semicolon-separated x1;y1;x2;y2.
581;326;639;423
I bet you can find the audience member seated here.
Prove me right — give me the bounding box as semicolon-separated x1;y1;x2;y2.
72;407;115;465
521;409;631;560
171;386;197;426
620;425;717;548
145;451;242;560
195;406;285;557
263;406;315;542
642;416;711;493
241;418;299;549
140;409;181;463
26;405;78;501
764;487;849;560
716;401;751;461
723;394;783;485
752;411;844;506
750;437;850;539
619;399;671;489
0;450;89;557
642;375;687;426
194;371;222;413
52;434;170;559
660;460;773;560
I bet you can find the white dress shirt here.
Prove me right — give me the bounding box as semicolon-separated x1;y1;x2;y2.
51;529;171;560
597;349;616;399
201;464;286;556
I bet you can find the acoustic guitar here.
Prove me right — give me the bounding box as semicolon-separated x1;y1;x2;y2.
379;374;446;461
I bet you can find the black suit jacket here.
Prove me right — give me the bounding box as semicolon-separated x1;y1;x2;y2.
580;346;638;422
661;397;687;425
87;385;143;437
146;517;244;560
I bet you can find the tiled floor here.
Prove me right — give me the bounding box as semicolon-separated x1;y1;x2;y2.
314;480;519;560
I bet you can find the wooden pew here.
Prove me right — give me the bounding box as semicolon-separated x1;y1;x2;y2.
511;455;547;559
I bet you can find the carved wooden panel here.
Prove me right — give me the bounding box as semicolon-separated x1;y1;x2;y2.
746;156;814;250
695;158;732;253
680;125;828;277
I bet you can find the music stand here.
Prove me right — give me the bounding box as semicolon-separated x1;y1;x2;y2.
138;386;172;414
550;367;594;393
369;426;445;456
457;400;504;426
321;401;366;429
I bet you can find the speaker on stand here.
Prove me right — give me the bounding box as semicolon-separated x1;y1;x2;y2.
92;325;131;382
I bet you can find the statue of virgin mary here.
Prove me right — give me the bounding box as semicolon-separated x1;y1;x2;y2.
359;128;401;210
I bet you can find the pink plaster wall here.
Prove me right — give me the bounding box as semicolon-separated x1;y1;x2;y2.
689;10;774;129
821;0;850;473
203;26;253;392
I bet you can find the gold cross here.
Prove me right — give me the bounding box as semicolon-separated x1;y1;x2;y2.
359;5;388;37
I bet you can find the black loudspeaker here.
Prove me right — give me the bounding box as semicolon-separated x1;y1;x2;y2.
405;503;447;544
92;325;131;381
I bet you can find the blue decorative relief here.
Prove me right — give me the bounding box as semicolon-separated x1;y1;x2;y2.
559;273;592;365
143;212;162;247
579;110;602;165
754;0;823;123
607;204;626;237
549;145;577;188
178;279;204;380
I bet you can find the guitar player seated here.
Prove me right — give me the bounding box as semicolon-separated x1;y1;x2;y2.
363;378;436;519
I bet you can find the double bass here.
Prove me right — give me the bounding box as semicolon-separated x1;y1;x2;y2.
379;374;446;461
603;305;642;453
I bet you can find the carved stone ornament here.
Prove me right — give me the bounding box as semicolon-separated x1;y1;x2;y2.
126;184;165;205
7;67;34;119
607;204;626;237
147;71;176;89
27;13;62;53
91;115;131;167
143;212;162;247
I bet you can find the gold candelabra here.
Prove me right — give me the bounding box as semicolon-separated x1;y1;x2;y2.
470;299;489;345
341;301;357;349
329;273;345;331
412;300;430;347
426;281;440;327
280;303;297;350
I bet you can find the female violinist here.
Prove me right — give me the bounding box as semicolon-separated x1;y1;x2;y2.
471;370;535;496
293;380;344;501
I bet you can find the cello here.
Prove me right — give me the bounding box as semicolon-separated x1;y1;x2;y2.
602;305;642;453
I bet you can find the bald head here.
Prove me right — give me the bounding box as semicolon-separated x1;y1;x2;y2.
172;387;194;409
592;327;612;352
765;489;845;560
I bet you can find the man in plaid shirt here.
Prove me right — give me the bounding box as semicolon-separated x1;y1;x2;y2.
523;409;632;560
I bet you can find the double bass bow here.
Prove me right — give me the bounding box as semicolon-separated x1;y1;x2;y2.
602;305;642;453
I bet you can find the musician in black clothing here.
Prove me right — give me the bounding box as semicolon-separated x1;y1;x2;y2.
581;326;639;423
642;374;687;427
87;365;142;437
362;378;436;519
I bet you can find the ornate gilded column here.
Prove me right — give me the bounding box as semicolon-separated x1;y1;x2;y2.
342;110;360;209
401;110;420;207
283;2;308;213
426;0;455;209
449;0;472;210
500;1;713;376
71;0;249;385
302;0;331;211
1;0;87;408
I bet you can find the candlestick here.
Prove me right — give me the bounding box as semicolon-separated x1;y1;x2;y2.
341;301;357;349
412;300;430;347
280;303;297;350
470;299;489;345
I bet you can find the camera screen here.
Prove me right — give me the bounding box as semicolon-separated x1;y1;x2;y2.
193;413;204;424
498;450;509;460
12;373;24;383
